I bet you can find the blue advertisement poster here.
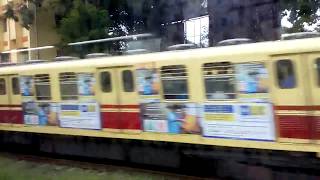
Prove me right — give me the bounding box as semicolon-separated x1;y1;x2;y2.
136;63;160;98
165;103;201;134
77;73;95;96
235;63;269;102
20;76;34;97
23;102;58;126
140;102;201;134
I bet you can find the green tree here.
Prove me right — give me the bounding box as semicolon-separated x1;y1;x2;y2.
57;0;110;56
58;0;109;43
2;0;110;55
281;0;320;32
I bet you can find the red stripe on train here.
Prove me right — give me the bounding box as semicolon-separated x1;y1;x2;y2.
0;110;23;124
274;105;320;139
277;115;320;140
101;111;141;130
0;104;22;108
274;105;320;111
277;115;312;139
101;104;140;109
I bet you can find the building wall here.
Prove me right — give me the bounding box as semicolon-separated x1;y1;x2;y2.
208;0;281;45
29;4;59;61
0;0;59;63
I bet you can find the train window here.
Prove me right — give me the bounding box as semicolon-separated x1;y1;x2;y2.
316;58;320;86
203;62;235;100
161;65;189;100
276;60;296;89
12;77;20;95
122;70;134;92
34;74;51;100
59;72;78;100
0;78;6;95
100;71;112;92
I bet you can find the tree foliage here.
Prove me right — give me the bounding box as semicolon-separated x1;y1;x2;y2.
58;0;109;44
2;0;42;29
281;0;320;32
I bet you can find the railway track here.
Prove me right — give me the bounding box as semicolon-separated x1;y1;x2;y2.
0;151;210;180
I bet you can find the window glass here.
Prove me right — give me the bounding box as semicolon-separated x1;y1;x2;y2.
59;72;78;100
161;65;188;100
203;62;235;100
0;54;10;63
0;78;6;95
2;19;7;32
316;58;320;87
276;60;296;89
122;70;134;92
100;71;112;92
34;74;51;100
12;77;20;95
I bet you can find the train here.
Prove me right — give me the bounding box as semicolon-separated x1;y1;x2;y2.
1;37;320;178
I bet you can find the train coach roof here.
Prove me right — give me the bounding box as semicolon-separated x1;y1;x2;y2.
1;37;320;74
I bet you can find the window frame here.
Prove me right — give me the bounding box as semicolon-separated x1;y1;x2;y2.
34;74;52;101
100;71;112;93
202;62;236;100
11;77;20;95
276;59;296;89
122;70;134;92
160;65;189;100
2;19;7;32
0;78;6;95
315;58;320;87
59;72;78;100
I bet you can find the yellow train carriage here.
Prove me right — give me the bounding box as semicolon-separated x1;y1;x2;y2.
1;37;320;154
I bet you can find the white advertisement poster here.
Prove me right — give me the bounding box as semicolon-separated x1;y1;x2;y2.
59;102;101;130
201;103;275;141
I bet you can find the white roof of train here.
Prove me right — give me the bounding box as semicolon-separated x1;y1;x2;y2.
1;37;320;74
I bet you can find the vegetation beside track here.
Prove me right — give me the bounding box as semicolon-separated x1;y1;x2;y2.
0;154;184;180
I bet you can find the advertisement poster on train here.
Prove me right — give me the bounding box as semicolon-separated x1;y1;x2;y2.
140;102;201;134
77;73;95;97
20;76;34;97
23;102;58;126
235;63;269;102
164;103;201;134
202;103;275;141
136;62;160;99
58;102;101;130
140;100;168;133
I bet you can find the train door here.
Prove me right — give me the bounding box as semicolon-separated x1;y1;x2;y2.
270;55;312;142
305;53;320;143
0;76;10;123
0;75;22;124
8;75;23;124
98;67;140;132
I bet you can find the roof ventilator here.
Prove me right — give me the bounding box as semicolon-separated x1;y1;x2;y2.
217;38;254;46
85;53;111;59
167;44;197;51
281;32;320;40
54;56;79;61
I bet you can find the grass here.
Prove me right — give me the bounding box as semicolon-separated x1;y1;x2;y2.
0;156;181;180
